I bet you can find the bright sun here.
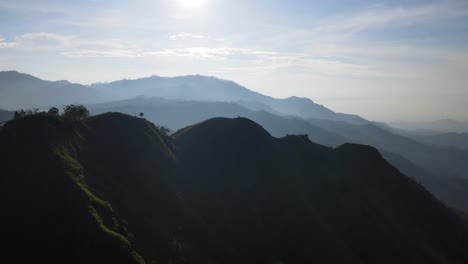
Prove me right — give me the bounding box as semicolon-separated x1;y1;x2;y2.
177;0;207;8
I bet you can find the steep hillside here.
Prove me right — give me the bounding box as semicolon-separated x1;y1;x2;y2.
381;151;468;213
0;113;147;263
1;113;467;263
174;118;468;263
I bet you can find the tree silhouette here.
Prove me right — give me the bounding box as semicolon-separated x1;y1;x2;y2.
13;110;26;120
63;105;90;120
139;112;144;118
47;107;60;117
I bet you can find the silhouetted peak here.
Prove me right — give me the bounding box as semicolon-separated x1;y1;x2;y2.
54;80;72;85
335;143;383;161
285;96;315;103
176;116;270;138
173;117;274;154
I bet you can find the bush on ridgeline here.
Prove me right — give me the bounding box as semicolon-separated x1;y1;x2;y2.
47;107;60;117
62;105;90;121
13;109;42;120
13;110;26;120
12;107;61;121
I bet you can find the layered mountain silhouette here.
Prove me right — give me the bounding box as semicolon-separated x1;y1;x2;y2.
1;71;467;214
403;132;468;151
306;118;468;179
87;97;468;213
390;119;468;135
89;97;348;147
0;71;105;109
1;113;468;264
92;75;369;123
0;71;366;124
381;151;468;213
89;97;468;179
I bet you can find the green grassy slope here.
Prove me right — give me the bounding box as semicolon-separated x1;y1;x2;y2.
0;113;144;263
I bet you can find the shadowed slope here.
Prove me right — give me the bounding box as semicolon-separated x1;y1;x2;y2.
173;117;468;264
1;114;468;264
0;113;145;263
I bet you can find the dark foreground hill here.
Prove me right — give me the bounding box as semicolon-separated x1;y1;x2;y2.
1;113;467;264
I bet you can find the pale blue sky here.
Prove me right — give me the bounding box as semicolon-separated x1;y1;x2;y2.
1;0;467;121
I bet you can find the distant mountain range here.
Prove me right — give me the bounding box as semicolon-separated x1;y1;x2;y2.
87;96;468;179
0;71;367;124
88;97;348;147
390;119;468;135
2;112;467;263
405;132;468;151
1;70;468;213
0;71;106;109
87;97;468;213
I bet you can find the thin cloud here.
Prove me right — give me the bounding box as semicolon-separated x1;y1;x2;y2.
170;32;206;40
14;32;76;49
318;1;468;34
61;46;381;77
7;32;129;51
0;1;69;14
169;32;225;42
0;38;17;48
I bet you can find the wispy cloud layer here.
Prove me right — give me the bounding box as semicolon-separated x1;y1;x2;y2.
317;1;468;34
2;25;466;81
170;32;206;40
2;32;129;51
58;43;380;77
1;31;380;77
0;38;17;48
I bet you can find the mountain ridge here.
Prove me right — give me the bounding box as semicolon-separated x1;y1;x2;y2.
85;97;468;213
0;71;367;124
2;112;468;263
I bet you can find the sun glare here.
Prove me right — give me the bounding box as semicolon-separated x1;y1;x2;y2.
177;0;207;8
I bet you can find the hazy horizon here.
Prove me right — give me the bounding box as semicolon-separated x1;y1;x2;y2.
2;70;467;123
1;0;467;121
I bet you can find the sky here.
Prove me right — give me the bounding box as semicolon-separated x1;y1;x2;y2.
0;0;467;122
